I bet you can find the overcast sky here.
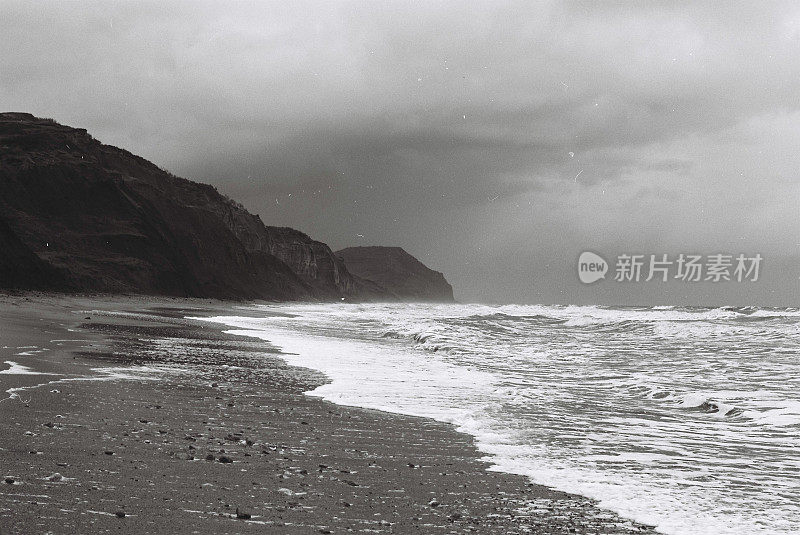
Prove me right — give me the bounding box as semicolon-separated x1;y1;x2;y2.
2;1;799;304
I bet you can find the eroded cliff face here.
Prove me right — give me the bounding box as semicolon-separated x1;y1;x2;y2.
262;226;356;296
212;201;356;297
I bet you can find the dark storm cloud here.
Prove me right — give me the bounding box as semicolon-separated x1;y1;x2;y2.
2;0;799;303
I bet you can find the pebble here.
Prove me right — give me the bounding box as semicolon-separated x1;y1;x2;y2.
428;499;440;507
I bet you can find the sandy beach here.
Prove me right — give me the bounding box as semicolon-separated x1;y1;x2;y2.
0;294;656;534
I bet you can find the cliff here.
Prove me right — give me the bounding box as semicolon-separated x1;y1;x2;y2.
336;246;455;302
0;113;454;301
0;113;343;299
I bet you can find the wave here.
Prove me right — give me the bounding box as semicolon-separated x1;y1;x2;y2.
193;303;800;535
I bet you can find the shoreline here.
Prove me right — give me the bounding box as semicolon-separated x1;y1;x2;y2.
1;293;657;534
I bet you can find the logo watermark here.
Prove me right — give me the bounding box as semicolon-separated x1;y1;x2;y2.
578;252;762;284
578;251;609;284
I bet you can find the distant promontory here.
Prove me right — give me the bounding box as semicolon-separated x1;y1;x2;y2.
336;246;454;302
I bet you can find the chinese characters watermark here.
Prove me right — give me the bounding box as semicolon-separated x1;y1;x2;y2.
578;252;762;284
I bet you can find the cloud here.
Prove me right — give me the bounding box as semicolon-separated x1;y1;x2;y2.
2;0;799;303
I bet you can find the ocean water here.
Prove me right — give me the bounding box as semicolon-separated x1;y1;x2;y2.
199;304;800;535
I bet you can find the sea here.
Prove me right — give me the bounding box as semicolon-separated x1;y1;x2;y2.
199;303;800;535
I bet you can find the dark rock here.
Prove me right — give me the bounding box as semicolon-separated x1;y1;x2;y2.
218;455;234;464
114;511;126;518
235;507;251;519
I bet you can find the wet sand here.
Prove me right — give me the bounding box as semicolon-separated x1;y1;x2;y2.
0;293;657;534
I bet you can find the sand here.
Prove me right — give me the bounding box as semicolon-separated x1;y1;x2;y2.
0;293;657;534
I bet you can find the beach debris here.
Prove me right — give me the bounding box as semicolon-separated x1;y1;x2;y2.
428;498;440;507
235;507;251;519
4;477;15;484
47;472;64;482
115;510;126;518
104;450;114;455
277;488;294;496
